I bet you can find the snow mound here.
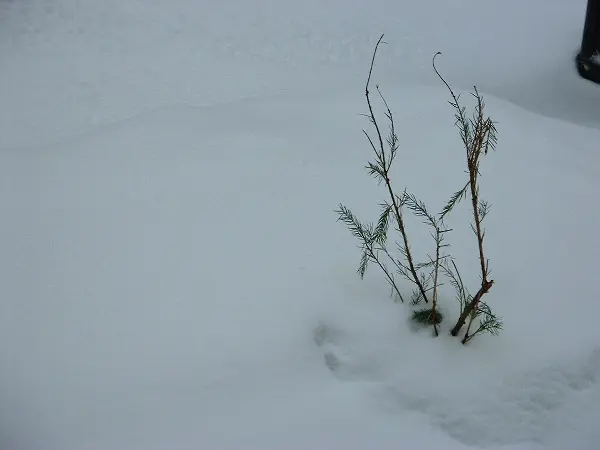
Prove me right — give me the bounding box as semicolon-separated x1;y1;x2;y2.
1;79;599;449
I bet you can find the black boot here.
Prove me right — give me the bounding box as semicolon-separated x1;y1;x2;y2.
577;0;600;84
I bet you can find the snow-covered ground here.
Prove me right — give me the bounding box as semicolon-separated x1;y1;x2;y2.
1;1;599;449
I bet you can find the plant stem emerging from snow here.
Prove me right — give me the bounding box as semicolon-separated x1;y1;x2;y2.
363;34;430;304
432;53;497;339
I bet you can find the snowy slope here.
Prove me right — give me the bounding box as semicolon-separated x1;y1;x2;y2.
1;1;600;449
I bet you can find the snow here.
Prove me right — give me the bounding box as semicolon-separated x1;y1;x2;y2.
1;0;599;449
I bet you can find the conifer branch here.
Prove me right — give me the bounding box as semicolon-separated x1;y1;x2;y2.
440;181;470;220
404;191;449;334
433;53;497;340
364;35;430;304
462;302;503;344
430;226;442;336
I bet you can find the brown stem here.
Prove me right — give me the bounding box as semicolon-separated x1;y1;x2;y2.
431;227;441;336
450;279;494;336
453;109;495;338
389;187;428;303
449;167;491;337
433;58;495;338
469;169;487;283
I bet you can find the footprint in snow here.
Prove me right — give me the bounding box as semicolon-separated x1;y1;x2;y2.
312;320;384;382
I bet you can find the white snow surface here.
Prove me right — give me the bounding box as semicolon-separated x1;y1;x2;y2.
1;1;600;449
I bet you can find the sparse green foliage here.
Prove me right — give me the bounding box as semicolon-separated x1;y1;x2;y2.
432;52;498;339
336;204;405;302
462;302;503;344
336;34;502;345
440;181;469;220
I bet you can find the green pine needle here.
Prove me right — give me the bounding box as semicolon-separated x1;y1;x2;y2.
440;181;470;220
412;308;443;326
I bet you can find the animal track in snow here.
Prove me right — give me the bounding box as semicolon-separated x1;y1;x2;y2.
313;319;600;448
313;320;385;382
